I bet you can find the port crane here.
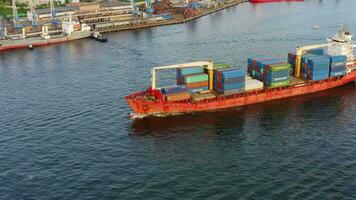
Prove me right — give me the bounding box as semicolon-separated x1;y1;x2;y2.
11;0;20;27
49;0;57;24
29;0;38;26
130;0;140;15
184;0;200;18
145;0;154;17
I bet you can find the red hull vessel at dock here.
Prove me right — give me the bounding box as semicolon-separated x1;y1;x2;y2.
126;71;356;116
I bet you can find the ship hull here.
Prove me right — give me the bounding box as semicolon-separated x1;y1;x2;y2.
125;71;356;117
249;0;303;3
0;31;91;51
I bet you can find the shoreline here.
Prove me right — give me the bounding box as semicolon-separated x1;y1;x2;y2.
98;0;248;33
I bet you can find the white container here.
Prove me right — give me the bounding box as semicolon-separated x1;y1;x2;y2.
245;78;264;91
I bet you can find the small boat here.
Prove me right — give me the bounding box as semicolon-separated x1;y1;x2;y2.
91;31;107;42
28;44;34;50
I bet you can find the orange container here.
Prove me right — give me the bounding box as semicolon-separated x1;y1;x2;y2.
165;92;191;101
186;81;209;89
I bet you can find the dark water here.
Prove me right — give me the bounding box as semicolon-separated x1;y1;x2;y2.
1;0;356;199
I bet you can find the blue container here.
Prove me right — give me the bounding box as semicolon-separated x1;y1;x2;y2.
309;64;330;72
329;55;347;63
330;62;346;68
223;82;245;90
330;65;345;72
266;75;290;83
258;59;284;69
266;70;290;78
223;77;245;85
188;86;209;93
310;74;329;81
302;54;319;64
308;48;324;55
330;71;346;77
308;56;330;66
161;85;188;95
218;68;246;79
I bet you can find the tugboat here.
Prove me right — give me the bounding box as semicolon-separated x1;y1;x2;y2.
91;31;108;42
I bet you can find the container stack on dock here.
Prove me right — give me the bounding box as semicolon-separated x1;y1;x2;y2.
329;55;347;77
161;85;191;101
176;67;208;92
213;67;246;95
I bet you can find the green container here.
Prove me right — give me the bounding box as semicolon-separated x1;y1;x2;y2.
185;74;209;84
267;80;291;88
268;63;292;72
213;63;231;69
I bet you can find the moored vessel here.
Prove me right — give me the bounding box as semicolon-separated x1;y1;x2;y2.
125;26;356;118
0;19;91;51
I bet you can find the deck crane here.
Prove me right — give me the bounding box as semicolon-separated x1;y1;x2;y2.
49;0;57;24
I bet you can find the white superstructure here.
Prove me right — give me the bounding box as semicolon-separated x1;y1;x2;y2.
327;24;355;61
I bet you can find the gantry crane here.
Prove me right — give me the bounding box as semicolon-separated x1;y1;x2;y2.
12;0;19;27
130;0;139;15
145;0;153;17
49;0;57;24
29;0;38;26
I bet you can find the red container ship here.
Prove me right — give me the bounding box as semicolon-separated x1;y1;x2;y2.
125;26;356;117
249;0;304;3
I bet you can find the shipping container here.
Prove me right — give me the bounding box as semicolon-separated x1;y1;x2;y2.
245;79;264;91
329;55;347;63
308;48;324;55
188;86;209;93
177;67;204;76
191;92;216;101
222;88;245;96
161;85;188;95
184;73;209;84
267;80;291;88
165;92;191;101
186;81;209;89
